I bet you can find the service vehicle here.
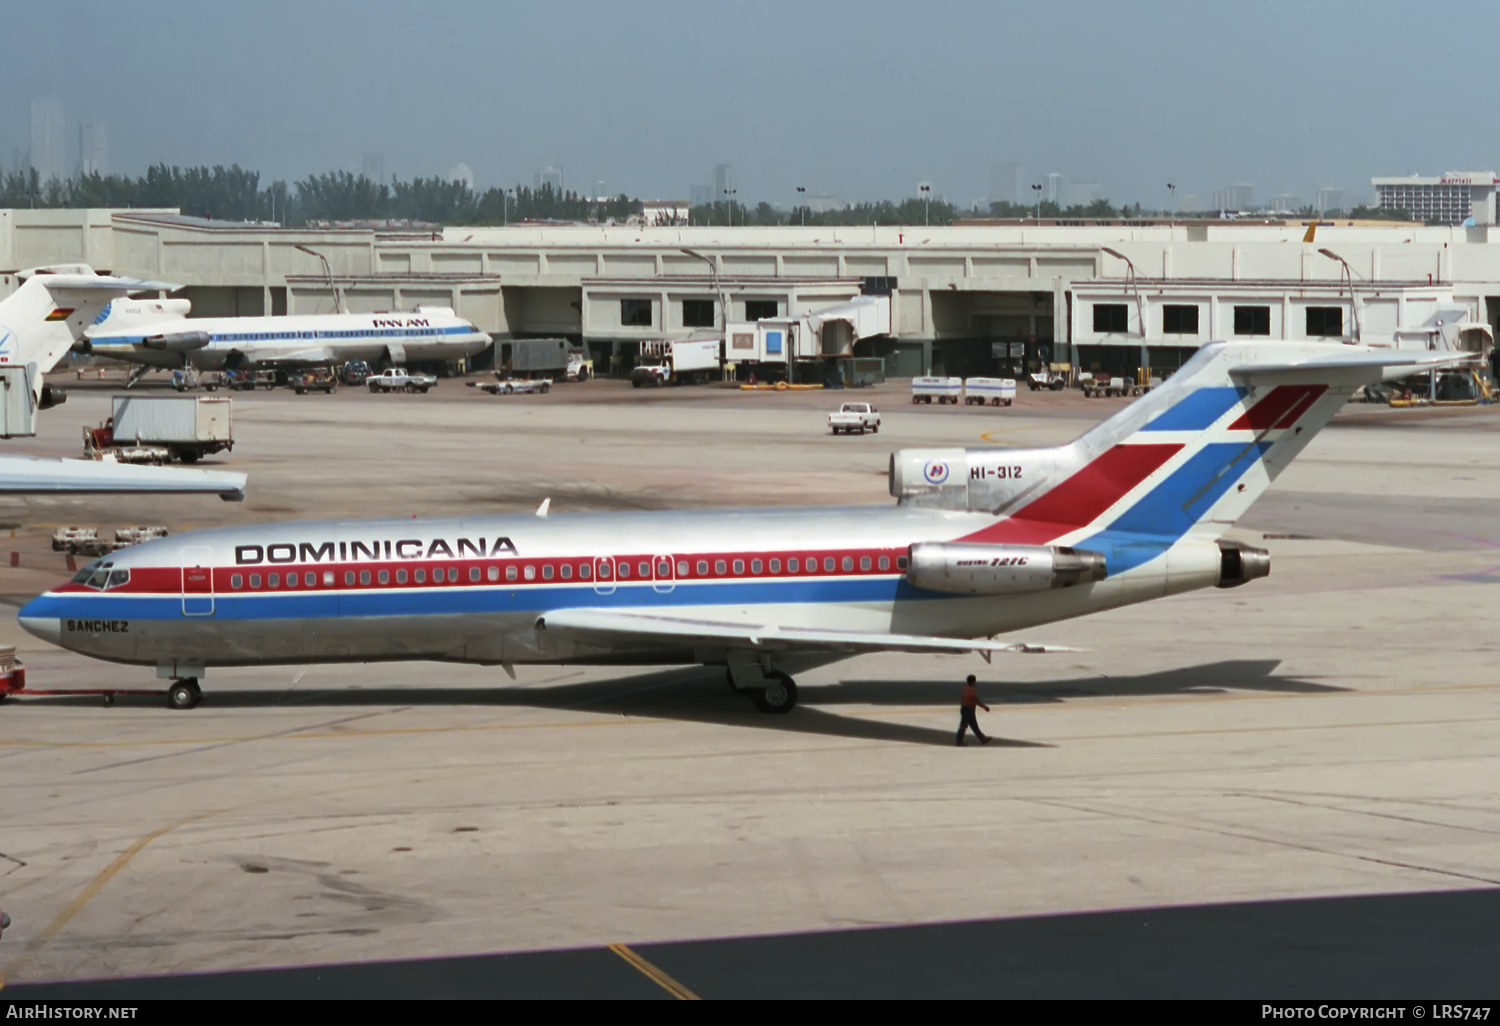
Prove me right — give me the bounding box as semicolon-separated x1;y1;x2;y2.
367;368;437;393
292;369;338;395
828;402;881;435
223;369;277;391
469;378;553;396
632;338;721;387
911;376;962;404
504;339;593;381
0;646;24;698
963;378;1017;407
84;395;233;464
1080;375;1139;399
52;525;169;557
341;360;373;386
1028;369;1069;392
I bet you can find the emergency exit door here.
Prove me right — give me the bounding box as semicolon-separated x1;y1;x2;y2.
181;546;215;616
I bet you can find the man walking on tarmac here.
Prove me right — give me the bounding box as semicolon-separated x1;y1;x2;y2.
957;674;992;746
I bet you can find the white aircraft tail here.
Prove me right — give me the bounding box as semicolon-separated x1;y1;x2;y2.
0;266;178;402
893;341;1475;560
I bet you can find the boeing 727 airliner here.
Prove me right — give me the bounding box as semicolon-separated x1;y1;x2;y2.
79;300;491;374
18;340;1467;712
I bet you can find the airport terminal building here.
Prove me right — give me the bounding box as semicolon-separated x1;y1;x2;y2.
4;208;1500;380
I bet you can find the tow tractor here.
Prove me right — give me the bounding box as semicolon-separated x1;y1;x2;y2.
0;644;170;707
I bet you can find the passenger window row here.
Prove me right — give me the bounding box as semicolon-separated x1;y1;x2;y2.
225;553;909;591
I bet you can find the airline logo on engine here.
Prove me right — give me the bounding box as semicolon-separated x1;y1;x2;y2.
923;460;950;485
235;536;517;565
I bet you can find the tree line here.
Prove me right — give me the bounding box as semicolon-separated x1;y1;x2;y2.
0;163;1400;226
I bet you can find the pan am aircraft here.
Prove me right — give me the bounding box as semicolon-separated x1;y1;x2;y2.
18;340;1465;711
79;300;491;376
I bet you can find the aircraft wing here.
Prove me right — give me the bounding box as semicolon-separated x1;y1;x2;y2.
0;456;245;500
537;607;1078;655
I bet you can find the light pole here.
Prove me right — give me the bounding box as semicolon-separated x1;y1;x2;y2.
502;188;513;226
295;244;344;314
1167;183;1176;224
724;188;737;227
919;183;931;227
1031;183;1042;220
1318;247;1360;342
796;186;805;226
1102;246;1147;380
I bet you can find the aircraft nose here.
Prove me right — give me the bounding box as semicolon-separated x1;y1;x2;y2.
17;597;61;645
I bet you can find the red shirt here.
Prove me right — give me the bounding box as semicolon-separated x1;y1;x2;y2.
961;683;987;709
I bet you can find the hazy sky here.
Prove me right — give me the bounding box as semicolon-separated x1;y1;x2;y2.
2;0;1495;208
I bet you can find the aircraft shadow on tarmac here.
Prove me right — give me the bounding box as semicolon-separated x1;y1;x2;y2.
21;658;1341;748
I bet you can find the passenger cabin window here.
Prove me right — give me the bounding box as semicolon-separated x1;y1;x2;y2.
745;300;779;321
618;563;630;579
471;567;482;582
269;574;280;587
751;559;762;574
697;560;709;575
321;571;333;586
675;561;688;576
682;299;715;328
487;566;499;582
524;565;536;580
414;569;426;584
447;568;458;583
621;299;653;327
1233;305;1272;336
1305;306;1343;338
378;570;389;585
560;564;572;580
542;565;553;580
250;574;262;589
733;560;744;574
638;561;650;577
897;556;909;570
397;570;408;584
842;557;853;571
1162;305;1199;335
878;556;890;571
715;560;727;574
1092;304;1129;333
506;566;518;581
824;557;835;572
770;559;781;573
788;558;799;572
580;564;592;580
231;574;243;590
359;571;370;586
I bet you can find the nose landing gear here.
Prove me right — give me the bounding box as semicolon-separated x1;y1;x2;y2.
167;678;202;710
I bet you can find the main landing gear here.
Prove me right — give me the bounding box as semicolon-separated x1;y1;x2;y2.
167;678;202;710
727;668;799;714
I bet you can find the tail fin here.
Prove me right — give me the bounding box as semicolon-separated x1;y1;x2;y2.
0;266;178;401
893;342;1473;565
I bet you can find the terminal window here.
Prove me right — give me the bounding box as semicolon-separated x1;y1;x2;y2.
1305;307;1343;338
1162;305;1199;335
745;300;779;321
682;299;715;328
1092;304;1129;333
621;299;653;327
1233;305;1272;336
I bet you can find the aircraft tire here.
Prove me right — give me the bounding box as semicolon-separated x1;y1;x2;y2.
750;672;797;714
167;680;201;711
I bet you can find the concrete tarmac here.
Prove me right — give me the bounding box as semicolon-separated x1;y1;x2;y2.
1;377;1497;995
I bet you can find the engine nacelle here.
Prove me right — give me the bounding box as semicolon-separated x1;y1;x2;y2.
1215;539;1270;588
890;447;1067;513
907;542;1107;595
141;331;210;352
38;383;66;410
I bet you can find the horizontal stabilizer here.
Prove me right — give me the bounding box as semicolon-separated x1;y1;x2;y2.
0;456;245;500
1231;348;1475;381
537;607;1077;656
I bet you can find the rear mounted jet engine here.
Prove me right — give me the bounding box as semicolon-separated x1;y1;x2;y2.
1214;539;1270;588
906;543;1107;595
141;331;210;352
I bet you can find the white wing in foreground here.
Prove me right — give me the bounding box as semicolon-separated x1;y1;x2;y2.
0;456;245;500
537;607;1078;656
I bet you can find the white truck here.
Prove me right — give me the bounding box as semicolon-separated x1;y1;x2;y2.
911;376;963;405
632;338;721;387
963;378;1017;407
828;402;881;435
506;339;592;381
367;368;437;393
84;395;233;464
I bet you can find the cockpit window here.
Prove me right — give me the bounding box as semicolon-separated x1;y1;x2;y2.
70;561;129;591
106;570;130;589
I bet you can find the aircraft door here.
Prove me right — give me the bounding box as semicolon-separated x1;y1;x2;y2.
181;545;215;617
653;554;676;593
593;556;616;595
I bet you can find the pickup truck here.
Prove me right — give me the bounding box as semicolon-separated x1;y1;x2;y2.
828;402;880;435
468;378;552;396
367;368;437;393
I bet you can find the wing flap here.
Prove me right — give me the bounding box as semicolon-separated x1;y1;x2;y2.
537;607;1077;655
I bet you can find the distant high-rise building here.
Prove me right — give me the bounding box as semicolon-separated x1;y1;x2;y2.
689;184;712;207
1371;172;1497;225
1270;194;1301;214
1222;183;1254;211
362;152;385;183
29;97;65;184
78;123;106;177
1315;187;1346;214
535;165;564;192
713;164;735;203
1045;172;1062;205
989;162;1023;205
